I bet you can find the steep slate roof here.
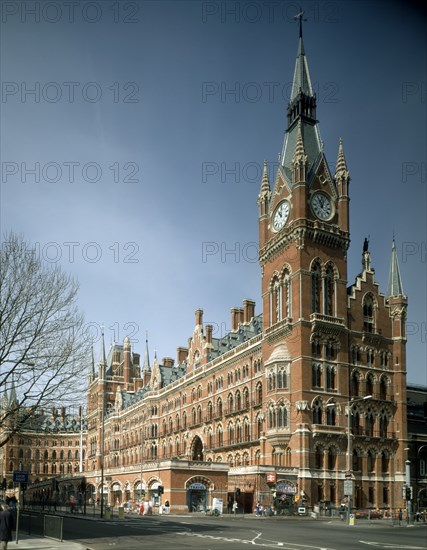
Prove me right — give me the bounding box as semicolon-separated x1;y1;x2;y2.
159;362;187;386
280;27;322;185
208;314;263;360
116;314;263;413
22;411;87;433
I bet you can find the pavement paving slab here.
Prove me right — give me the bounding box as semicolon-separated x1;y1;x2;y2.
11;534;87;550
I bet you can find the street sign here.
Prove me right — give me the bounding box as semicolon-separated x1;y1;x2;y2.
344;480;354;496
13;471;28;483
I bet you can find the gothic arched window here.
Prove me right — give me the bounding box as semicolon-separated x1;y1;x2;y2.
363;295;374;332
311;262;322;313
283;269;292;319
312;363;322;388
326;404;336;426
312;399;323;424
268;405;276;429
277;402;288;427
324;264;335;316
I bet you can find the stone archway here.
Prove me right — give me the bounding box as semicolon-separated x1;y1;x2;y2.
191;435;204;461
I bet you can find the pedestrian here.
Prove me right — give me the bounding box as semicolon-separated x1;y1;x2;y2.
227;499;233;514
398;508;403;525
0;504;15;550
232;501;238;515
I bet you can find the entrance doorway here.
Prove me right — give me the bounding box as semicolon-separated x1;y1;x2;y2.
187;481;208;512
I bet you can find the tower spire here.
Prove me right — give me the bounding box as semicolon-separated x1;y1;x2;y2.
335;138;349;179
291;9;312;102
259;160;271;197
387;239;404;297
88;344;96;381
9;374;18;409
143;331;151;371
98;326;106;365
280;16;322;183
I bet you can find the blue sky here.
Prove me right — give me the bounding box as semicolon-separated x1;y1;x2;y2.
1;0;426;385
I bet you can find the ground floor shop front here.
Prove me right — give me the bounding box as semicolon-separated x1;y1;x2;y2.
23;459;405;516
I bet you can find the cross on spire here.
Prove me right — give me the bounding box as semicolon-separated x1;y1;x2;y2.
294;8;307;38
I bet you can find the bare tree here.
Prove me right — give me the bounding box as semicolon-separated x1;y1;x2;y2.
0;232;91;447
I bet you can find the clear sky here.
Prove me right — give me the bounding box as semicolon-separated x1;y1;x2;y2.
1;0;426;385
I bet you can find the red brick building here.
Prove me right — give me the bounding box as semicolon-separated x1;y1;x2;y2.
80;25;408;514
3;26;410;516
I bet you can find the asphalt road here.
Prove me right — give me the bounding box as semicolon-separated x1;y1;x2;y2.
59;514;427;550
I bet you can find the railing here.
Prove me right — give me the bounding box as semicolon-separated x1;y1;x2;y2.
349;392;395;402
312;424;343;434
351;427;396;439
310;313;345;326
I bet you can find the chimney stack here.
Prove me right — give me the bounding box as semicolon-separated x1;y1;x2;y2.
231;308;240;331
243;299;256;323
177;347;188;363
195;309;203;327
206;324;213;344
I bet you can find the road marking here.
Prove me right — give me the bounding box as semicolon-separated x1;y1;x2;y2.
359;542;426;549
177;532;336;549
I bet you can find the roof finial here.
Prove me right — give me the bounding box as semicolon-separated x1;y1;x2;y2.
362;236;372;271
294;7;307;39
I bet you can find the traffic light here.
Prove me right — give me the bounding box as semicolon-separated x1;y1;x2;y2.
405;486;413;500
158;485;164;495
235;488;241;497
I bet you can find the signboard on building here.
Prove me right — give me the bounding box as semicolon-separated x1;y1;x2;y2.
189;482;206;490
13;471;28;484
276;483;297;494
266;473;276;483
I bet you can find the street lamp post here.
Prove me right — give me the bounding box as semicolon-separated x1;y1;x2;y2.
345;395;372;525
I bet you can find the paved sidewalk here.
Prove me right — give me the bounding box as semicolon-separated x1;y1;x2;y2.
10;533;87;549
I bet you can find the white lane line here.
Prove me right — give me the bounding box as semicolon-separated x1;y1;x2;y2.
359;542;427;549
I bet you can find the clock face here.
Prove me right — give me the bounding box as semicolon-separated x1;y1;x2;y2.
273;201;290;231
311;192;333;220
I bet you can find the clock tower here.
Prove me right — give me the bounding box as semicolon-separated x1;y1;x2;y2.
258;19;352;489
